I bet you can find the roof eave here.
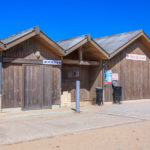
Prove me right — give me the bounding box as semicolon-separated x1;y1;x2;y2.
90;39;109;59
3;30;37;50
64;38;88;56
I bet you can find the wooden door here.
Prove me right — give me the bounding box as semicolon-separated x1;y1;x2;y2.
23;65;42;109
23;64;60;109
43;65;60;106
43;65;53;108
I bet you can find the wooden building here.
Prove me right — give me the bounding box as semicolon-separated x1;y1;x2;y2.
0;26;150;111
95;30;150;102
57;34;107;103
0;27;64;110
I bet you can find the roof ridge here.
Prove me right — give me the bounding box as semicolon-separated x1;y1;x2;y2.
56;34;90;43
94;29;143;40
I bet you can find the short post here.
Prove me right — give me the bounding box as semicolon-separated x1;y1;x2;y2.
76;80;80;112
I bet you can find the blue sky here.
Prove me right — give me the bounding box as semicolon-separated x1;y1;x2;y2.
0;0;150;41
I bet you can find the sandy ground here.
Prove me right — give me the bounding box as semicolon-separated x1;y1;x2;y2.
1;102;150;150
0;120;150;150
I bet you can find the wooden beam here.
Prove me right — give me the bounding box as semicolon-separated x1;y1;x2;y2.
63;59;100;66
78;47;83;62
3;57;61;65
3;57;43;64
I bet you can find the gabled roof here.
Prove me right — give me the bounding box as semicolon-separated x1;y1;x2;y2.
94;30;143;57
0;26;64;56
57;34;109;58
56;29;150;59
0;27;150;59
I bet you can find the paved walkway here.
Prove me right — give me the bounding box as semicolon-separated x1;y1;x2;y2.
0;102;150;146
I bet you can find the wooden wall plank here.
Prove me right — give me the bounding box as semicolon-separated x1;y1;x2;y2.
2;64;22;108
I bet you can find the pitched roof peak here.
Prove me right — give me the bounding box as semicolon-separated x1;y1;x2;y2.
56;34;90;43
56;34;91;51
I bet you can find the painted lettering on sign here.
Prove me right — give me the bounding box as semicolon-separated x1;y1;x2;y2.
43;60;61;65
126;54;146;61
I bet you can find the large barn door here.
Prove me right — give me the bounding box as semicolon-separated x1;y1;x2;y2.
23;65;60;109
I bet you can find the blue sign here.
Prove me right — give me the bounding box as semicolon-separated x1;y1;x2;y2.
43;60;61;65
104;70;112;85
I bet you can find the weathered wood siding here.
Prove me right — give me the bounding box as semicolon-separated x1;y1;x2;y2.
62;62;102;102
3;37;60;60
89;64;102;102
62;65;90;102
2;64;22;108
104;38;150;101
2;37;61;109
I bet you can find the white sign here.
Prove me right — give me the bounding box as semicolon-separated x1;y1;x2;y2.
126;54;146;61
43;60;61;65
112;73;119;81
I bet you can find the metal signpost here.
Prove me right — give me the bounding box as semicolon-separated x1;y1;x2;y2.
76;80;80;112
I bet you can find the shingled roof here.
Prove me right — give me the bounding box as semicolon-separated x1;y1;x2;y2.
94;30;143;55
